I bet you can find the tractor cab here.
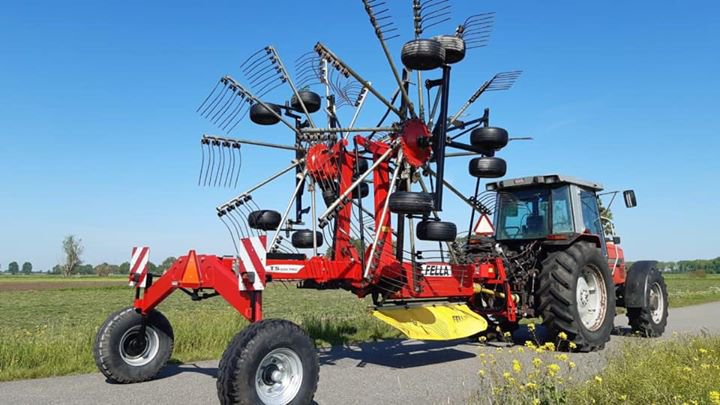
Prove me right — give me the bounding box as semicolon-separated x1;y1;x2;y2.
486;175;636;246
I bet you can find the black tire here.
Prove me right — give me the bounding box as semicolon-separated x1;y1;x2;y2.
248;210;282;231
321;188;337;207
93;307;174;383
627;269;668;337
217;319;319;405
389;191;435;214
291;230;324;249
352;182;369;199
290;91;321;114
537;242;616;352
470;127;509;151
432;35;466;64
417;220;457;242
468;157;506;178
250;102;282;126
401;39;446;71
354;158;369;175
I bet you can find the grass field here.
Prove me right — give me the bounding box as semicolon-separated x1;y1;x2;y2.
0;272;718;382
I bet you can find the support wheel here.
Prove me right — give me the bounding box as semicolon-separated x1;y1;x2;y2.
401;39;446;71
417;220;457;242
218;319;319;405
389;191;434;214
93;307;174;383
537;242;616;352
248;210;282;231
627;269;668;337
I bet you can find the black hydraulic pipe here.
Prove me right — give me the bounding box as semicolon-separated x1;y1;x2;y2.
433;65;452;211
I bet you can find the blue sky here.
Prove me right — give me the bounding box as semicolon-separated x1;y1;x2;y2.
1;0;718;271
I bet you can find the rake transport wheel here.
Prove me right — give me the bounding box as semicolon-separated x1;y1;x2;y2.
627;268;668;337
537;242;616;352
389;191;435;215
218;319;319;405
93;307;174;383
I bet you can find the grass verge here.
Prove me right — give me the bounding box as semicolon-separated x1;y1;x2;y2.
470;334;720;404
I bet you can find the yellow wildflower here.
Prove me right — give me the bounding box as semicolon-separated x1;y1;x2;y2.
682;366;692;372
558;331;568;340
517;347;525;353
699;348;708;354
532;357;543;368
555;353;569;362
512;359;522;374
619;394;628;401
525;382;538;390
569;361;576;369
477;369;485;377
503;371;512;380
594;376;603;384
543;342;556;351
478;336;487;343
569;342;577;350
710;391;720;405
547;363;561;377
525;340;537;349
503;331;512;338
701;363;710;369
532;399;540;405
527;322;536;331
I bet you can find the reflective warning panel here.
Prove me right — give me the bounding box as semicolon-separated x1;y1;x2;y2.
373;303;488;340
473;213;495;236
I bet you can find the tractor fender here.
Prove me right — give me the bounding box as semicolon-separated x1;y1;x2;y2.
624;261;658;308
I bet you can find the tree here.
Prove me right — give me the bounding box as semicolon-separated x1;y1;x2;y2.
94;263;113;277
158;257;177;273
598;200;614;236
8;261;19;275
61;235;84;277
21;262;32;275
119;261;130;274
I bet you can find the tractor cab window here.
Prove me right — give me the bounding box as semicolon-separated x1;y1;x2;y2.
551;186;574;234
495;189;550;240
580;189;603;236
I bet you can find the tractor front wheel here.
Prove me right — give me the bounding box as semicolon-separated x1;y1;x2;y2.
537;242;616;352
627;269;668;337
217;319;319;405
93;307;174;383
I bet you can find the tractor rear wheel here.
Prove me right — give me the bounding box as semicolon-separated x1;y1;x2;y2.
627;268;668;337
537;242;615;352
93;307;174;383
217;319;319;405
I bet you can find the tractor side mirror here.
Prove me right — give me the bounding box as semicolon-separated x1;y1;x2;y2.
613;236;621;244
623;190;637;208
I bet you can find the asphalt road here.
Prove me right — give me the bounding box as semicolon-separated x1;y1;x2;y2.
2;302;719;405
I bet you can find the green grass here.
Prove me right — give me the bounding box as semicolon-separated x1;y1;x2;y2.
0;284;399;381
470;334;720;404
566;334;720;404
0;275;126;283
665;273;720;307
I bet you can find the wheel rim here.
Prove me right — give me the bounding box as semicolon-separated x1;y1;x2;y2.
576;265;608;331
649;282;665;324
118;326;160;367
255;348;304;405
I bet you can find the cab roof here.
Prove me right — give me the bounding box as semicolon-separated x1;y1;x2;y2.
486;174;604;192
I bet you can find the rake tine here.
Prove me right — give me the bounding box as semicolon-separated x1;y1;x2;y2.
214;140;224;187
218;141;229;187
219;96;246;130
204;139;214;186
218;213;241;257
202;85;232;118
196;80;222;113
266;46;317;127
241;47;272;75
225;141;234;188
210;90;238;124
199;82;228;117
233;143;242;188
198;139;207;186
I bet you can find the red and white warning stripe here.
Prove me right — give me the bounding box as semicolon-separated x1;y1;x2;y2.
237;236;267;291
129;246;150;287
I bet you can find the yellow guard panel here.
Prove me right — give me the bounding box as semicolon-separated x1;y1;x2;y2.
373;303;488;340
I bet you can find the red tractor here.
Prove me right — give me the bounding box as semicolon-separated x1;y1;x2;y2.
92;3;668;404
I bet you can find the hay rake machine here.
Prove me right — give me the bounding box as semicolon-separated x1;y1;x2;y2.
94;1;667;404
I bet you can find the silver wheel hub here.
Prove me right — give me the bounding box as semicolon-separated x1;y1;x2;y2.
255;348;303;405
119;326;160;367
576;265;608;331
649;282;665;324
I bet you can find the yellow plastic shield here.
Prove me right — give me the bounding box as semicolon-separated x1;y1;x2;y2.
373;303;488;341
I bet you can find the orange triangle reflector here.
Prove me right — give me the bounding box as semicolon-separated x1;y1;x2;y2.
181;250;201;285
